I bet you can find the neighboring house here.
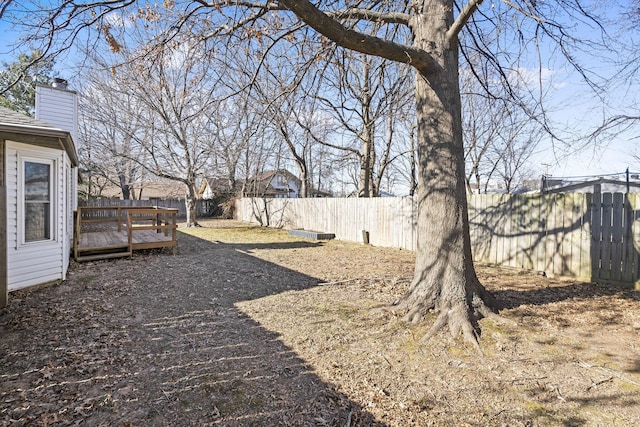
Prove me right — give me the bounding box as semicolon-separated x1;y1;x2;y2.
243;169;302;198
540;177;640;194
199;170;332;199
0;81;79;307
308;189;332;198
97;181;186;200
198;177;237;199
467;181;510;194
198;169;331;200
345;190;395;198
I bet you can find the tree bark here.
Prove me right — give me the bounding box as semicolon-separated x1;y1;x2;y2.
393;0;498;348
118;173;131;200
184;182;199;227
299;167;309;198
358;128;374;197
358;59;375;198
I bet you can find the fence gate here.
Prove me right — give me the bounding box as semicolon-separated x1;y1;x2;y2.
589;193;640;283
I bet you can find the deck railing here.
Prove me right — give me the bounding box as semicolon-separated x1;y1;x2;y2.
74;206;178;261
125;207;178;251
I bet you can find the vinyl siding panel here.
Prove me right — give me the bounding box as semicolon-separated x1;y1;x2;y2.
10;269;62;291
6;141;66;291
9;250;61;270
35;86;78;142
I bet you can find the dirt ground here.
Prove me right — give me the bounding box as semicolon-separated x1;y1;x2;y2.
1;219;640;426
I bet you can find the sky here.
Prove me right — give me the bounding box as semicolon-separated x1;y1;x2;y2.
1;2;638;183
528;60;640;179
519;2;640;179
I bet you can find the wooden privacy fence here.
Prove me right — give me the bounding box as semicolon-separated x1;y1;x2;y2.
468;193;640;284
236;197;417;250
236;193;640;286
79;198;217;218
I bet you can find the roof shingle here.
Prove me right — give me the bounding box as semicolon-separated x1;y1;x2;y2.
0;106;64;131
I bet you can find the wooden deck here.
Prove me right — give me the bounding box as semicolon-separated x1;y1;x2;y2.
74;206;178;261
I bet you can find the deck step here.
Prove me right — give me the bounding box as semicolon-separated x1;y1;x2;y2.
76;252;132;262
77;244;130;251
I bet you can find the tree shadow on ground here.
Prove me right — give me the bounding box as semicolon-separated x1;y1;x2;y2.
212;239;326;253
628;360;640;373
491;279;640;378
0;231;385;426
493;281;640;311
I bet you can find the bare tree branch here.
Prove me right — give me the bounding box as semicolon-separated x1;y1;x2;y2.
502;0;544;23
447;0;484;43
327;8;411;26
277;0;439;75
0;0;14;19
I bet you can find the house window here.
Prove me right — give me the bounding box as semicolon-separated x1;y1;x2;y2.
23;159;53;242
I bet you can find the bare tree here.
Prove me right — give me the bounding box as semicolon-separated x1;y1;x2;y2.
205;97;258;195
373;75;415;196
462;77;535;194
124;46;220;226
85;25;224;225
490;108;542;193
461;69;505;194
244;44;319;198
307;50;413;197
3;0;624;346
78;66;149;200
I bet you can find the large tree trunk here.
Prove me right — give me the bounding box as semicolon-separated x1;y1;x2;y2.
118;173;131;200
358;118;375;197
394;0;499;348
358;59;375;198
184;182;199;227
299;167;309;198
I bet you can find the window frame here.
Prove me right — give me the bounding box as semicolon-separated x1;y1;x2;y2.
17;154;57;246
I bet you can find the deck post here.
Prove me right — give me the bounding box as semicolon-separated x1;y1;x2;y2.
152;209;158;233
127;211;133;259
163;212;168;236
171;211;177;254
117;207;123;232
73;208;81;261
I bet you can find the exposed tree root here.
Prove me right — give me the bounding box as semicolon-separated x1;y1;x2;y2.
392;277;500;353
420;302;482;354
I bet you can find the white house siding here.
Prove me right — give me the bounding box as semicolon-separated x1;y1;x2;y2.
202;185;214;200
35;84;79;276
6;141;68;291
270;172;301;198
286;178;300;198
35;85;78;142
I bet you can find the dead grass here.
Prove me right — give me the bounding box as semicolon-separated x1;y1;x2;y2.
1;219;639;426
